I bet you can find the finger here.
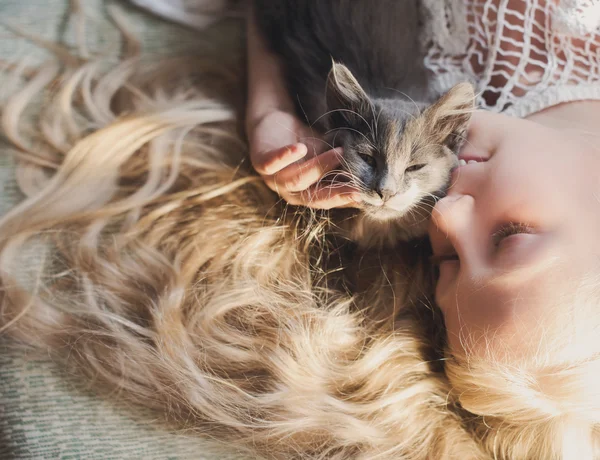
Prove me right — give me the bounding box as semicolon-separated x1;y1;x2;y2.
261;175;280;195
302;136;334;158
252;143;308;176
274;148;344;193
292;184;361;210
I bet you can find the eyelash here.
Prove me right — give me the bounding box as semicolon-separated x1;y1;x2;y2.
406;163;426;173
429;222;533;267
491;222;534;247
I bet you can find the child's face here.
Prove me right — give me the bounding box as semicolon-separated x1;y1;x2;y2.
429;111;600;359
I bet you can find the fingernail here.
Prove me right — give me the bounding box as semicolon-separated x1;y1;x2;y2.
288;144;306;156
286;145;300;155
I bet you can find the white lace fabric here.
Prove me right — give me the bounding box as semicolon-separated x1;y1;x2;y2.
423;0;600;117
128;0;229;29
132;0;600;118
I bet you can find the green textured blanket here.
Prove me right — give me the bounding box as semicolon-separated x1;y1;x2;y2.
0;1;247;458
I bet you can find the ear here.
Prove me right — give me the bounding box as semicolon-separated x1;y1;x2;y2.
325;61;373;128
423;82;475;153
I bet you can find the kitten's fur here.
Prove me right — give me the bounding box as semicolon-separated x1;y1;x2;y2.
254;0;474;247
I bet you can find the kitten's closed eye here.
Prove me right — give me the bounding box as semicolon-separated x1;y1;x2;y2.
360;153;376;168
406;164;426;173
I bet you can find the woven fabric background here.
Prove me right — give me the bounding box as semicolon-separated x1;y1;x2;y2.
0;1;248;458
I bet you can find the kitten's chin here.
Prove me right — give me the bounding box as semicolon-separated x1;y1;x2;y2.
345;208;429;248
363;205;405;222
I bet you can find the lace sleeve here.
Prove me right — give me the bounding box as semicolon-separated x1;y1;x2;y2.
128;0;231;30
422;0;600;117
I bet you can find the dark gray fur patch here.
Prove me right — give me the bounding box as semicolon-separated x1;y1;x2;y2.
254;0;432;129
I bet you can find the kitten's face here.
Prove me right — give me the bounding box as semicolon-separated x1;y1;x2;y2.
325;63;474;224
338;108;459;221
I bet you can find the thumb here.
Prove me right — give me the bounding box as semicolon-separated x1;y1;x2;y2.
249;112;303;159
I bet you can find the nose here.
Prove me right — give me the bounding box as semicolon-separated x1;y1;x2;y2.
376;187;396;202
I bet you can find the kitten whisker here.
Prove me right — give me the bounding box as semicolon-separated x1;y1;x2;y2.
450;133;486;159
331;131;342;151
313;108;373;134
318;174;353;186
296;95;323;157
375;106;383;136
369;103;379;139
413;198;439;211
297;136;336;155
320;174;354;184
403;206;430;230
411;205;432;222
336;160;369;190
383;87;421;119
325;125;376;150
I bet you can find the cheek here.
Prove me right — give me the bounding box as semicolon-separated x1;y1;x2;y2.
440;277;558;358
437;287;473;354
440;287;508;356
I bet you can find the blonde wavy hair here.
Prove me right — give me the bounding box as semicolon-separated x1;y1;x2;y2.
0;4;598;459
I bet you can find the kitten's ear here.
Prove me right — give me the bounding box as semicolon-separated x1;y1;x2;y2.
423;82;475;153
325;62;372;127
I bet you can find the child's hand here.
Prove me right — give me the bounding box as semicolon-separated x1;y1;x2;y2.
248;110;360;209
245;2;359;210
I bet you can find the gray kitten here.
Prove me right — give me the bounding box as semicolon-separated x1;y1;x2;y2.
254;0;474;247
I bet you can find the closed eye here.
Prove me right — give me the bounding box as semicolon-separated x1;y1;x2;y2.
406;163;426;173
492;222;534;249
430;223;536;268
360;153;376;168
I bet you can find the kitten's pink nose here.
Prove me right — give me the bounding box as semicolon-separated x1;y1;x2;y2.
376;187;396;202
